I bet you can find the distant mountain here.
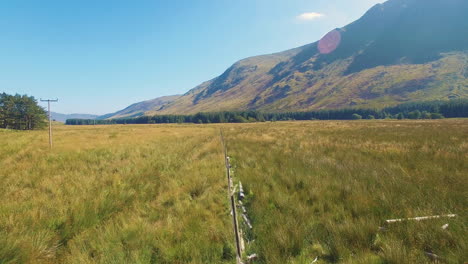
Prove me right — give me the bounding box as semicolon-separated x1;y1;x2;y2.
98;95;181;119
51;112;98;122
113;0;468;116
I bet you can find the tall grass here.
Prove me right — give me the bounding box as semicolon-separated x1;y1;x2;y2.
1;120;466;263
0;125;234;264
225;120;467;263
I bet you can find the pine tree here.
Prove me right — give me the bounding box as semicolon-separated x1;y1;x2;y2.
0;93;47;130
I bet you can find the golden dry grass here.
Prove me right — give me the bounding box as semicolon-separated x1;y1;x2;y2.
1;120;467;264
224;119;467;263
0;124;234;264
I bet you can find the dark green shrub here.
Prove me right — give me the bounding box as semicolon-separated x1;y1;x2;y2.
430;113;444;119
421;111;432;119
407;110;422;119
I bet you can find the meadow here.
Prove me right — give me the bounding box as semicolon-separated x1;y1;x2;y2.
0;124;234;264
0;120;467;264
225;120;467;263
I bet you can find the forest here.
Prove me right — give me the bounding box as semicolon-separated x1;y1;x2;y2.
0;93;47;130
66;99;468;125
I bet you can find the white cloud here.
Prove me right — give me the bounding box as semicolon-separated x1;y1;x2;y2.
297;12;325;21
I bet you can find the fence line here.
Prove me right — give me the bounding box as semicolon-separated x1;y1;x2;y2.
385;214;456;224
220;130;243;264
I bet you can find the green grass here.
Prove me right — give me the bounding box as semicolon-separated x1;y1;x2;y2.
0;120;466;263
0;125;234;264
225;120;467;263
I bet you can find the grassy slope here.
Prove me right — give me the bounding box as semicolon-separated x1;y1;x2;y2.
101;95;181;119
154;50;467;115
147;47;308;115
146;0;468;115
258;52;468;111
0;125;234;264
225;120;467;263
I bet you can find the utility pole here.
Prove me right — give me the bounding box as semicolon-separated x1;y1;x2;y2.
40;99;58;148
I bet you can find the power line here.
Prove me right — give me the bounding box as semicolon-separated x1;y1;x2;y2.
40;98;58;148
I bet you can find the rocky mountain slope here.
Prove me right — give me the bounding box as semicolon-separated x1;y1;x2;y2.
110;0;468;117
99;95;181;119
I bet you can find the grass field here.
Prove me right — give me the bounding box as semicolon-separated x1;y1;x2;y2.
0;125;234;264
0;120;467;264
225;120;467;263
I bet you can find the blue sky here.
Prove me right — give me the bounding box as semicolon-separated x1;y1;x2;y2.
0;0;384;114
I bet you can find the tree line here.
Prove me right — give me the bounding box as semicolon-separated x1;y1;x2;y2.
0;93;47;130
66;99;468;125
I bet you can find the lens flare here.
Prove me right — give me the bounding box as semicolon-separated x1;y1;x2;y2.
318;30;341;54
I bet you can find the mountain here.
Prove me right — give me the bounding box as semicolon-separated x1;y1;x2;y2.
51;112;98;122
113;0;468;116
98;95;181;119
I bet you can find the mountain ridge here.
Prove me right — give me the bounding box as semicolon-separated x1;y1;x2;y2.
106;0;468;117
99;95;181;119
